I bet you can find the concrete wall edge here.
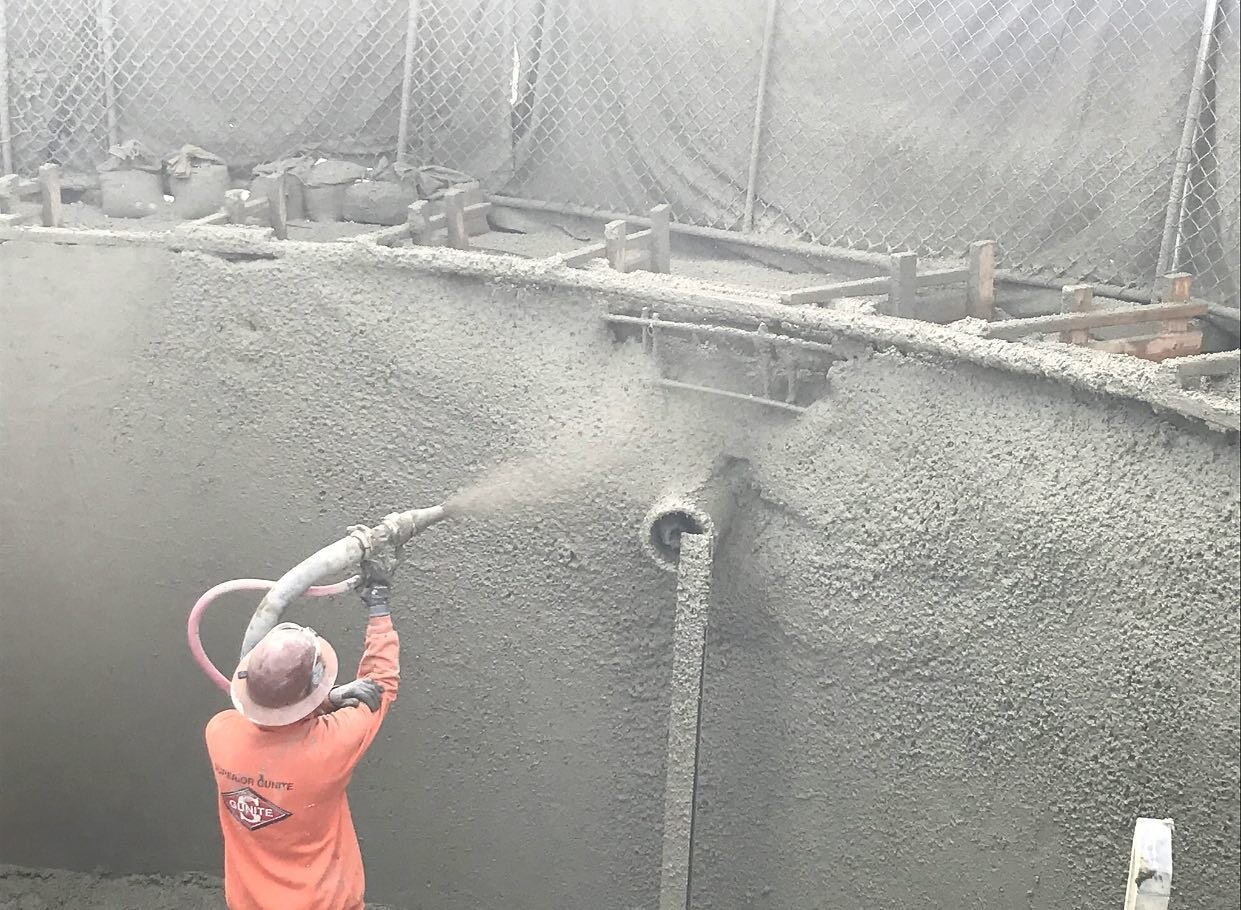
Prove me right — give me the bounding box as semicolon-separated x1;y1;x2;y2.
3;224;1237;433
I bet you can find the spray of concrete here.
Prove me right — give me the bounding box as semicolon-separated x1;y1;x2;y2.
441;428;649;518
441;369;743;522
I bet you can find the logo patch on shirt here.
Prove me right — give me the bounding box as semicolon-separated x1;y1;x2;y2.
222;787;292;831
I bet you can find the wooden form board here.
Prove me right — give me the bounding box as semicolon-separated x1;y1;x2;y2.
0;167;63;227
779;240;996;320
1090;332;1203;361
561;204;672;274
984;275;1205;362
0;174;30;226
361;186;492;248
1165;349;1241;387
188;176;289;239
0;174;18;211
193;190;269;225
983;302;1206;337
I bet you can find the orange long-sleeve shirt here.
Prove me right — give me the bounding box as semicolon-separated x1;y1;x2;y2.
205;615;400;910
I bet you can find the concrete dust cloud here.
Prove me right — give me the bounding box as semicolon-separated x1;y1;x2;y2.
443;367;734;520
443;437;641;518
444;383;658;519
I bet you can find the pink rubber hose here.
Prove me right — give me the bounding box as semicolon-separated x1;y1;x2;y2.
189;577;355;692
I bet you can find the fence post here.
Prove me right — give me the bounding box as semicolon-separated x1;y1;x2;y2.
99;0;120;148
1153;0;1221;299
395;0;424;165
0;0;13;174
742;0;779;232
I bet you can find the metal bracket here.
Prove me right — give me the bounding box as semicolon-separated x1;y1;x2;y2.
604;311;833;414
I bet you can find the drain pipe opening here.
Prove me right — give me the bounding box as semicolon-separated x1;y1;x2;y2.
647;505;713;569
640;456;750;572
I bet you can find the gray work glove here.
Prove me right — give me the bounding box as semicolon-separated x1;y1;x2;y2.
358;553;395;618
328;678;384;712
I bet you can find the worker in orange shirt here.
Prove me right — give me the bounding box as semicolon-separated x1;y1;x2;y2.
205;565;400;910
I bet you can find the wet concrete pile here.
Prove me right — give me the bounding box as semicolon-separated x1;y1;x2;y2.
1;238;1237;909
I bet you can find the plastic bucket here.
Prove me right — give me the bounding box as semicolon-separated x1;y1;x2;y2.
303;183;347;223
342;181;418;225
169;163;230;219
249;175;306;221
98;169;164;218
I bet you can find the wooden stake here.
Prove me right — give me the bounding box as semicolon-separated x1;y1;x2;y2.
1061;285;1094;312
407;200;431;245
1163;272;1193;303
967;240;996;320
1059;284;1094;345
443;187;469;249
0;174;18;213
38;163;62;227
649;204;671;274
605;220;628;272
462;182;489;236
223;189;248;225
888;251;917;317
0;174;30;225
269;174;289;240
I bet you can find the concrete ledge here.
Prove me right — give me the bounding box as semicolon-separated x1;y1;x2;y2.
2;224;1237;433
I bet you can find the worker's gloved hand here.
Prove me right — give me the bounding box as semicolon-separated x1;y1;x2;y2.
358;551;396;618
328;677;384;712
360;582;391;618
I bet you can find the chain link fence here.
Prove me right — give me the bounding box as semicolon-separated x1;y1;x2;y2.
2;0;1237;307
1173;0;1239;307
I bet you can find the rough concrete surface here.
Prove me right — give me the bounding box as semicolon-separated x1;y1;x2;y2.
693;352;1240;908
0;865;225;910
5;223;1233;431
0;864;402;910
1;238;1237;909
659;531;713;910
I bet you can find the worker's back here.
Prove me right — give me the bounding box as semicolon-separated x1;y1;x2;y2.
206;613;400;910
